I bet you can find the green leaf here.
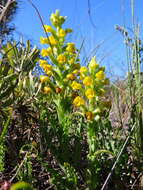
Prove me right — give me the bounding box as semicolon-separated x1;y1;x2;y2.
0;73;17;82
10;181;33;190
89;149;115;161
0;82;17;100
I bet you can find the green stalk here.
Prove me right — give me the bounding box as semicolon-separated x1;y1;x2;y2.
130;0;143;155
0;117;10;171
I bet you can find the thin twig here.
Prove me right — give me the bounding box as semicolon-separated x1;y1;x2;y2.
87;0;96;29
101;123;136;190
28;0;55;56
131;173;142;189
10;152;28;182
27;0;45;31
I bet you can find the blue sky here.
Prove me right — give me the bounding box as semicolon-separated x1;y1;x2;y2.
13;0;143;78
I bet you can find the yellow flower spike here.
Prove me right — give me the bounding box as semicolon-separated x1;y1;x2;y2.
44;86;51;94
85;88;95;99
40;37;49;44
44;25;53;33
89;56;99;70
71;81;82;90
57;54;67;64
48;35;57;45
57;28;66;37
80;66;88;73
41;49;49;57
83;76;93;86
40;75;49;83
66;43;76;53
73;96;85;107
85;111;94;120
66;73;76;80
95;70;105;80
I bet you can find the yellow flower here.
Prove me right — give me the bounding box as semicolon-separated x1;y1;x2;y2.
80;66;88;73
50;10;66;27
40;37;49;44
85;88;95;99
72;69;79;75
66;43;76;53
57;28;66;37
83;76;93;86
40;75;49;83
41;49;49;57
44;25;53;32
50;12;59;26
43;86;51;94
95;70;105;80
39;59;47;65
80;74;85;80
48;35;57;45
46;70;53;76
73;96;85;107
47;47;53;55
41;64;52;76
57;54;67;63
71;81;82;90
66;73;76;80
42;64;52;71
85;111;94;120
68;58;75;64
89;57;99;70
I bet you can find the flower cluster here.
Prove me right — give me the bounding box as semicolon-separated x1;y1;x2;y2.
39;10;79;95
71;56;111;121
39;10;111;121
